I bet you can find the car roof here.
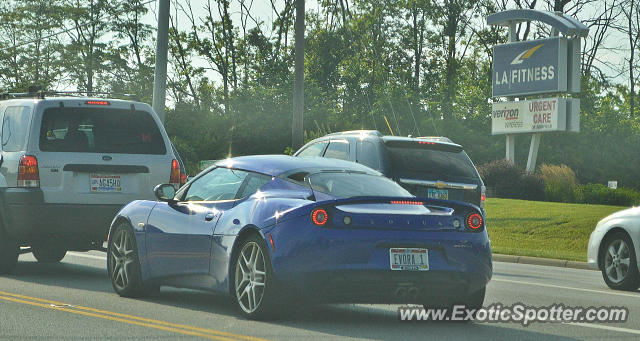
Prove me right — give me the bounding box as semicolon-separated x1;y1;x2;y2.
381;135;462;149
326;130;382;137
215;155;381;177
307;130;460;148
0;97;150;108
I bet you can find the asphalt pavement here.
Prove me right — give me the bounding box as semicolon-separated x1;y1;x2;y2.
1;251;639;340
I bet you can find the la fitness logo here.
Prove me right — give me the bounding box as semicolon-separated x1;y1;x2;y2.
511;44;544;65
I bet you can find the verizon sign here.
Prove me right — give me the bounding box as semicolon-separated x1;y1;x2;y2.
493;37;568;97
492;98;568;135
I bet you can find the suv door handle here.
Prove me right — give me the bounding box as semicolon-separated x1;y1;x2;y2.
204;213;216;221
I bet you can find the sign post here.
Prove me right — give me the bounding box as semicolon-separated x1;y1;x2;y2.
487;10;588;173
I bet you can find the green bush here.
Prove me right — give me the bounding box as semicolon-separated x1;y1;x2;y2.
540;164;578;203
478;159;545;201
520;173;546;201
574;183;640;206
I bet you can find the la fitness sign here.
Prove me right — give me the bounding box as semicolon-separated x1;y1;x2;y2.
491;98;568;134
493;37;567;97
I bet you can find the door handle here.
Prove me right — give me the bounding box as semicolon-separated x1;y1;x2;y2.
204;213;216;221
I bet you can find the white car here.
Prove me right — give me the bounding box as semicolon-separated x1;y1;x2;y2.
587;207;640;290
0;95;186;274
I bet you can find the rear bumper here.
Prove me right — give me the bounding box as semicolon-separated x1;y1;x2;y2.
279;270;489;304
267;220;492;304
0;188;122;246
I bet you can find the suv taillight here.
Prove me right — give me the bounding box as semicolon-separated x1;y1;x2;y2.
480;185;486;209
18;155;40;188
170;159;181;189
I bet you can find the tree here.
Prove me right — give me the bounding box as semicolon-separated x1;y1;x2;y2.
0;0;65;92
620;0;640;117
104;0;154;101
63;0;109;93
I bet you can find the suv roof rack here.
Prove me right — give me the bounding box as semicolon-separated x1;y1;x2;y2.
0;91;139;101
326;130;383;137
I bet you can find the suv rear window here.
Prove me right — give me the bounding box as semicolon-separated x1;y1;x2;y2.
39;108;166;154
308;172;410;198
386;144;478;180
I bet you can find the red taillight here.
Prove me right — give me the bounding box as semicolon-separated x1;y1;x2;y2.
467;213;483;230
85;100;110;105
180;172;187;186
18;155;40;187
480;186;486;209
390;200;423;205
418;141;435;145
170;159;180;188
311;208;328;226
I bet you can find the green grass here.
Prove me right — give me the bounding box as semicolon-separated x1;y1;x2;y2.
486;198;626;261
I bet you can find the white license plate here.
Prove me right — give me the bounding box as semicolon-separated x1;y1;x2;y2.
90;174;122;192
389;248;429;271
428;188;448;200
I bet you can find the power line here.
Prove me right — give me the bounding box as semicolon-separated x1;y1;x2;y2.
0;0;157;53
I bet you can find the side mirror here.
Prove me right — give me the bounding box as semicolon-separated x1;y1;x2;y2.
154;184;176;202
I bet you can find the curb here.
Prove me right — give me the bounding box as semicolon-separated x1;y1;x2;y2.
493;253;594;271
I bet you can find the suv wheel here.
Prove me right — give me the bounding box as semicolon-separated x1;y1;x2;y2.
0;231;19;274
31;244;67;263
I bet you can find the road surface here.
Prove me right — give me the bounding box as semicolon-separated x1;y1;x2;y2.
1;251;639;340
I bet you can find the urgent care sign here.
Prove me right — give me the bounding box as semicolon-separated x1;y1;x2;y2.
491;97;568;134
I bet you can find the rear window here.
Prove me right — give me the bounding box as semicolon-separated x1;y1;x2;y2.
387;144;478;180
39;107;166;154
308;172;410;198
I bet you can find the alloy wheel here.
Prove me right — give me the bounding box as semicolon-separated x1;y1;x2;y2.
235;241;267;314
604;238;631;284
110;228;135;291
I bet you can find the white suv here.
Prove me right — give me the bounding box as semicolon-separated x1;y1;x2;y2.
0;96;185;273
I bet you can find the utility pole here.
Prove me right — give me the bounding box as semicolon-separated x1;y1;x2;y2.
152;0;170;124
292;0;305;150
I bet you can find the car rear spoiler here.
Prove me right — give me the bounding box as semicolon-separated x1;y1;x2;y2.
310;196;481;216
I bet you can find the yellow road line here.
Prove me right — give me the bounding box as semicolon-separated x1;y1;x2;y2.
0;291;270;341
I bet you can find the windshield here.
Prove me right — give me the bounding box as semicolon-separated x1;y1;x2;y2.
307;172;411;198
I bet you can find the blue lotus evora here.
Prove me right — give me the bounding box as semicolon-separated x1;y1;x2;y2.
107;155;492;319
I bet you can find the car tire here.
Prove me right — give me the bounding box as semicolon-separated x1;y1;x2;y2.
0;230;19;274
31;244;67;263
108;222;148;297
232;234;280;320
601;232;640;291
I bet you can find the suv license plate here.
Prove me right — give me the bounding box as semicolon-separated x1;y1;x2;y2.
389;248;429;271
91;174;122;192
427;188;448;200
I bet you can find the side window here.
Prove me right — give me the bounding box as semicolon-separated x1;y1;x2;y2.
358;141;380;170
184;167;249;201
297;141;327;157
236;173;272;199
324;140;350;160
2;106;31;152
